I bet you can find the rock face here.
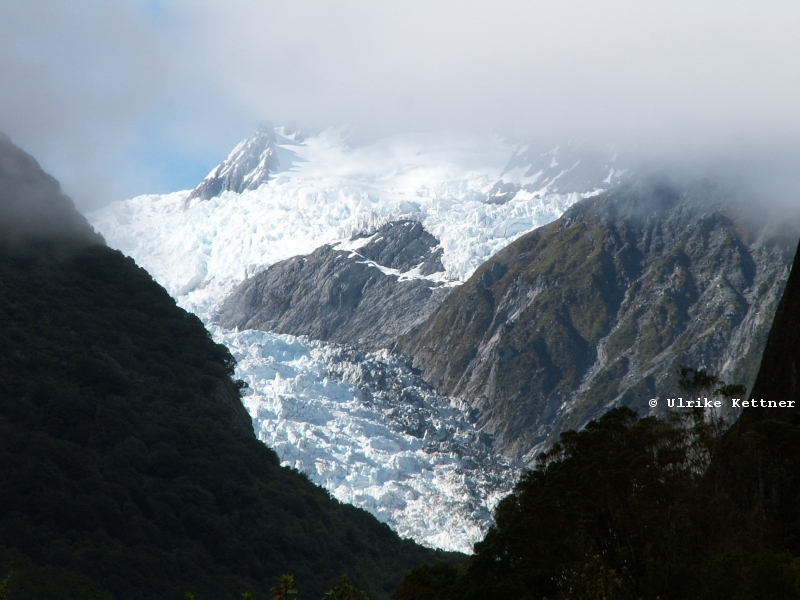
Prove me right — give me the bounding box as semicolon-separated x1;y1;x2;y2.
399;177;800;462
186;122;280;202
352;220;445;275
745;237;800;426
216;220;451;350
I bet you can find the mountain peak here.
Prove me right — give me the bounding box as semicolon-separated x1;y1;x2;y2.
187;122;280;202
0;133;103;248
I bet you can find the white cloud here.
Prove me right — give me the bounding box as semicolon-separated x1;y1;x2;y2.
1;1;799;209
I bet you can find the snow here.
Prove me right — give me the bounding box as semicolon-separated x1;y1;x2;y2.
90;128;596;321
217;327;521;553
88;126;623;553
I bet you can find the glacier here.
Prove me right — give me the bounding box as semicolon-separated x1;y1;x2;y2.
89;126;625;552
217;327;521;553
91;128;613;320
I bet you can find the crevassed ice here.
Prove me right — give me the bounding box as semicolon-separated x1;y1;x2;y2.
89;130;585;321
215;327;522;554
87;129;594;552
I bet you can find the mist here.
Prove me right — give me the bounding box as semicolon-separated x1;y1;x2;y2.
0;133;102;247
1;1;799;210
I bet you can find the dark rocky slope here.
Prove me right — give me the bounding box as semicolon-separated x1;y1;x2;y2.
722;234;800;562
0;136;447;600
744;236;800;425
216;220;450;350
399;177;800;462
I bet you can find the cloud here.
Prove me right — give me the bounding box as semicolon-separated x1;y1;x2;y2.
1;1;799;209
183;2;800;144
0;3;169;207
0;1;250;209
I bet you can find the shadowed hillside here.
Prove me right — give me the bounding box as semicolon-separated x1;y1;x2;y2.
0;135;450;599
394;236;800;600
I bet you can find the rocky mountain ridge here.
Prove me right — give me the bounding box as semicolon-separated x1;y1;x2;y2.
398;177;800;462
186;122;283;202
216;220;450;349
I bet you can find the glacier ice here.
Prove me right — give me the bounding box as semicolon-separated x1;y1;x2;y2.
216;327;521;553
88;126;624;552
90;128;608;321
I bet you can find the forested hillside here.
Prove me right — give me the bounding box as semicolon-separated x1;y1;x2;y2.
0;134;449;599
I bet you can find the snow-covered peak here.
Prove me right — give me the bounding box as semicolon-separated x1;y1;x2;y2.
187;122;281;202
91;128;628;321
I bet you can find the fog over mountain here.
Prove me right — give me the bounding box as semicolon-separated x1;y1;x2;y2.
88;119;800;552
0;133;101;246
1;2;799;210
4;0;800;558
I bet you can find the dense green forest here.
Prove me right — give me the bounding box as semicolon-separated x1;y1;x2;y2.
395;405;800;599
0;240;455;599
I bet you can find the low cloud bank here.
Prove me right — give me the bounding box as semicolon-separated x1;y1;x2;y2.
1;2;798;209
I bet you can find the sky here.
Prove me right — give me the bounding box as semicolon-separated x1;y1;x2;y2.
1;1;799;211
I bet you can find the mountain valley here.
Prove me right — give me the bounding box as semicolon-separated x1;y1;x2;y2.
0;134;451;599
90;125;620;551
4;120;800;597
89;124;800;552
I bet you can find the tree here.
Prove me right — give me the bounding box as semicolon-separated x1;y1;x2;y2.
323;574;369;600
677;365;722;397
559;555;636;600
271;574;299;600
677;365;746;402
0;573;11;600
392;563;459;600
463;408;707;599
677;364;747;441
